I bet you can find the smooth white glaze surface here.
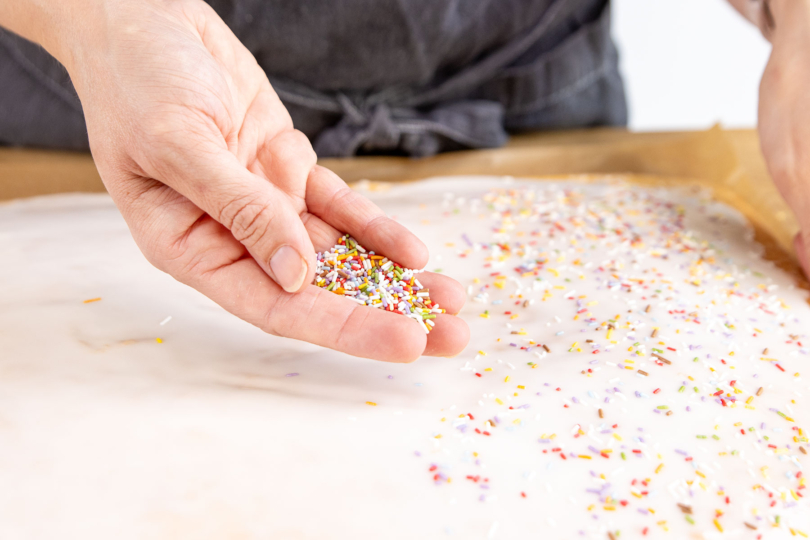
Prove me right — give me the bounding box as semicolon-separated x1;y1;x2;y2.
1;176;808;539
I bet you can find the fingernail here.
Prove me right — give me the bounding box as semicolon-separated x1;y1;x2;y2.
270;245;308;292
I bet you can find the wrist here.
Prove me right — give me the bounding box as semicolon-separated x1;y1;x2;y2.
0;1;101;70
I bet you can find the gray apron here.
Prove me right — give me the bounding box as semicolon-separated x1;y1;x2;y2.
0;0;626;157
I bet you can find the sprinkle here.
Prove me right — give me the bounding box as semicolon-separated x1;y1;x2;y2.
366;401;377;406
598;409;604;419
313;235;442;333
638;370;649;377
677;503;692;514
756;387;763;396
83;297;101;303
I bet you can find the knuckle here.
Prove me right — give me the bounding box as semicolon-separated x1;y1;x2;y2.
272;129;317;168
218;194;276;247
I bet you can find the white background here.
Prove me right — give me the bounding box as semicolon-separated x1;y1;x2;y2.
612;0;771;130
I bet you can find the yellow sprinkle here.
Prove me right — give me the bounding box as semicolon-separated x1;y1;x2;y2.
155;338;163;344
578;455;592;460
504;376;510;383
655;463;664;474
366;401;377;406
83;297;102;304
495;398;504;405
484;368;493;372
478;350;487;356
714;519;723;533
517;385;525;390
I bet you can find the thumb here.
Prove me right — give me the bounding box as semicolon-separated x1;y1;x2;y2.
147;144;315;293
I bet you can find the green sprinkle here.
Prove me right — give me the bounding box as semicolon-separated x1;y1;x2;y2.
712;434;720;440
693;357;699;362
696;435;707;439
423;314;436;320
657;405;669;410
685;515;695;525
621;452;626;460
693;387;699;393
678;386;685;393
433;268;443;273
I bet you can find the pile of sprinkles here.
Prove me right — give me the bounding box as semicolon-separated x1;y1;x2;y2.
385;179;810;539
313;235;442;333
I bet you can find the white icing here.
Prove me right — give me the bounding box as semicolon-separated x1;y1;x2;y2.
0;176;808;539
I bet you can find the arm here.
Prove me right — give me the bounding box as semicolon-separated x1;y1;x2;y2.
0;0;469;361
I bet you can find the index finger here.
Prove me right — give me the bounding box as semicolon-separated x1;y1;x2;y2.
305;165;429;270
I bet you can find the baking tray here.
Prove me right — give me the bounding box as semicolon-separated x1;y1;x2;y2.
1;126;803;284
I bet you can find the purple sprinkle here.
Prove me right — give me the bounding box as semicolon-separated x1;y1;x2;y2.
285;373;299;377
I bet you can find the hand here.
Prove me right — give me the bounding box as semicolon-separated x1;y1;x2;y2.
758;0;810;276
52;0;469;361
